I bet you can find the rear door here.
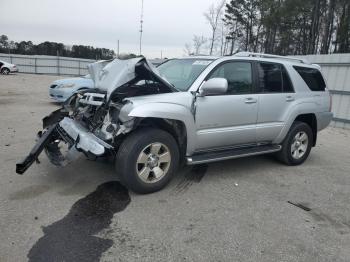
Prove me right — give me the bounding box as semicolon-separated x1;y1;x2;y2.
255;62;296;143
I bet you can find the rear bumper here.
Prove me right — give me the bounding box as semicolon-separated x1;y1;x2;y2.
316;111;333;131
16;117;113;174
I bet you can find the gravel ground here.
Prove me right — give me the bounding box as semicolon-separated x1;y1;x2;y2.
0;73;350;262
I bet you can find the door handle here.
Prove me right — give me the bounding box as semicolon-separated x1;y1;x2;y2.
245;97;257;104
286;96;295;102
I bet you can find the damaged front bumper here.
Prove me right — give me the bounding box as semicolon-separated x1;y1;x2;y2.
16;117;113;175
58;117;113;155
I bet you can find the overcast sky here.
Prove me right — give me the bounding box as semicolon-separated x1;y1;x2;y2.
0;0;216;58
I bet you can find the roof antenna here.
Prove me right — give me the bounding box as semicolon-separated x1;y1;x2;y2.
139;0;144;56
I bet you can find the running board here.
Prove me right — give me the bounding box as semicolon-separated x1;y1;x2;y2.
187;145;282;165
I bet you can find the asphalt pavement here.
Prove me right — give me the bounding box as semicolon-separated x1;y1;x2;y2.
1;74;349;262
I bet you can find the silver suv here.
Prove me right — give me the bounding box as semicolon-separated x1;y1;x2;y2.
17;52;333;193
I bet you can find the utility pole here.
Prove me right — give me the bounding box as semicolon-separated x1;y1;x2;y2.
160;50;162;59
117;39;120;58
139;0;144;56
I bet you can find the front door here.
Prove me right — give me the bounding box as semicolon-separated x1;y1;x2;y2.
194;61;258;151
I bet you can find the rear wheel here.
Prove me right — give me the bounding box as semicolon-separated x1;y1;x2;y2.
276;121;313;165
116;128;179;194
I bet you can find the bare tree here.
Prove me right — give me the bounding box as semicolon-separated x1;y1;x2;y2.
183;43;193;56
204;0;226;55
193;35;207;55
219;22;230;55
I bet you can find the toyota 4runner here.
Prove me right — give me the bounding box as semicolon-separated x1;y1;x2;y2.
16;52;333;193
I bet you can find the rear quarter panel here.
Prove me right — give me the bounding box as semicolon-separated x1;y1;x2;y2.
272;64;330;144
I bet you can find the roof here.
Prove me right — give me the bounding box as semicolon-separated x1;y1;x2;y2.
173;53;321;69
219;52;320;68
178;56;220;60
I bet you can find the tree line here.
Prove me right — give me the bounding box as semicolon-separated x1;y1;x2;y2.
185;0;350;56
0;35;116;60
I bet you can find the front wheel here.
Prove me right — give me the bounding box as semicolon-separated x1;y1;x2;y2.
1;68;10;75
276;121;313;165
116;128;179;194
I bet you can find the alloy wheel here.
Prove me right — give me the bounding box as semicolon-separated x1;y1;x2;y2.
136;142;171;183
2;69;10;75
291;131;309;159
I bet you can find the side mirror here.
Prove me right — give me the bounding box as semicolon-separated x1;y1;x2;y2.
199;78;228;96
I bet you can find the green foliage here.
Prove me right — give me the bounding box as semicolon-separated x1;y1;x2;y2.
224;0;350;55
0;35;9;49
0;36;116;59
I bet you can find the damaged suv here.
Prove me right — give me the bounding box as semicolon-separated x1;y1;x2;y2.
16;53;333;193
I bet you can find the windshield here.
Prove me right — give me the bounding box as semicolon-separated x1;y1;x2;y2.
157;58;213;91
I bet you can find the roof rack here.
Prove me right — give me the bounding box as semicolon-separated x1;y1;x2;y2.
234;52;310;64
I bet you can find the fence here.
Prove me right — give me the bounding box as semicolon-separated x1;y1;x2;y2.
294;54;350;129
0;53;95;76
1;53;349;128
0;53;166;76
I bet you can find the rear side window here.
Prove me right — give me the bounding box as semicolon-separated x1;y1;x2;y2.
257;62;294;93
293;66;326;91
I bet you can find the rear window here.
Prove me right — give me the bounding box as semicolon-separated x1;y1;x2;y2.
293;66;326;91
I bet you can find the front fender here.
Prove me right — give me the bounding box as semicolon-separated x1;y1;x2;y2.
128;103;196;155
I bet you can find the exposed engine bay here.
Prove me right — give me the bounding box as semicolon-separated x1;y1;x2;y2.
16;57;176;174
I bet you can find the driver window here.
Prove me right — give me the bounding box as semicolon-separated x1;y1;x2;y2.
208;62;253;94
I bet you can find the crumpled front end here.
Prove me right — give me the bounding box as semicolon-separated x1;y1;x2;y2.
16;103;115;174
16;87;130;174
16;57;175;174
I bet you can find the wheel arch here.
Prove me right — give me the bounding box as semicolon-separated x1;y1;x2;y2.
75;87;90;93
128;103;196;155
274;107;318;146
294;113;317;146
133;117;187;163
1;67;10;74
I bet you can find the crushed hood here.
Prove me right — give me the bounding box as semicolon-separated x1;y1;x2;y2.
87;57;177;99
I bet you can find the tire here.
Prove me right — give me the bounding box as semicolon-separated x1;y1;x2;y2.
1;68;10;75
276;121;313;165
116;128;179;194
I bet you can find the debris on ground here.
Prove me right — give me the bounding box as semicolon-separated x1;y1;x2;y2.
287;201;311;212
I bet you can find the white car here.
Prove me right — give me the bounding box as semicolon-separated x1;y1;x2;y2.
49;75;94;102
48;60;163;102
0;59;18;74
